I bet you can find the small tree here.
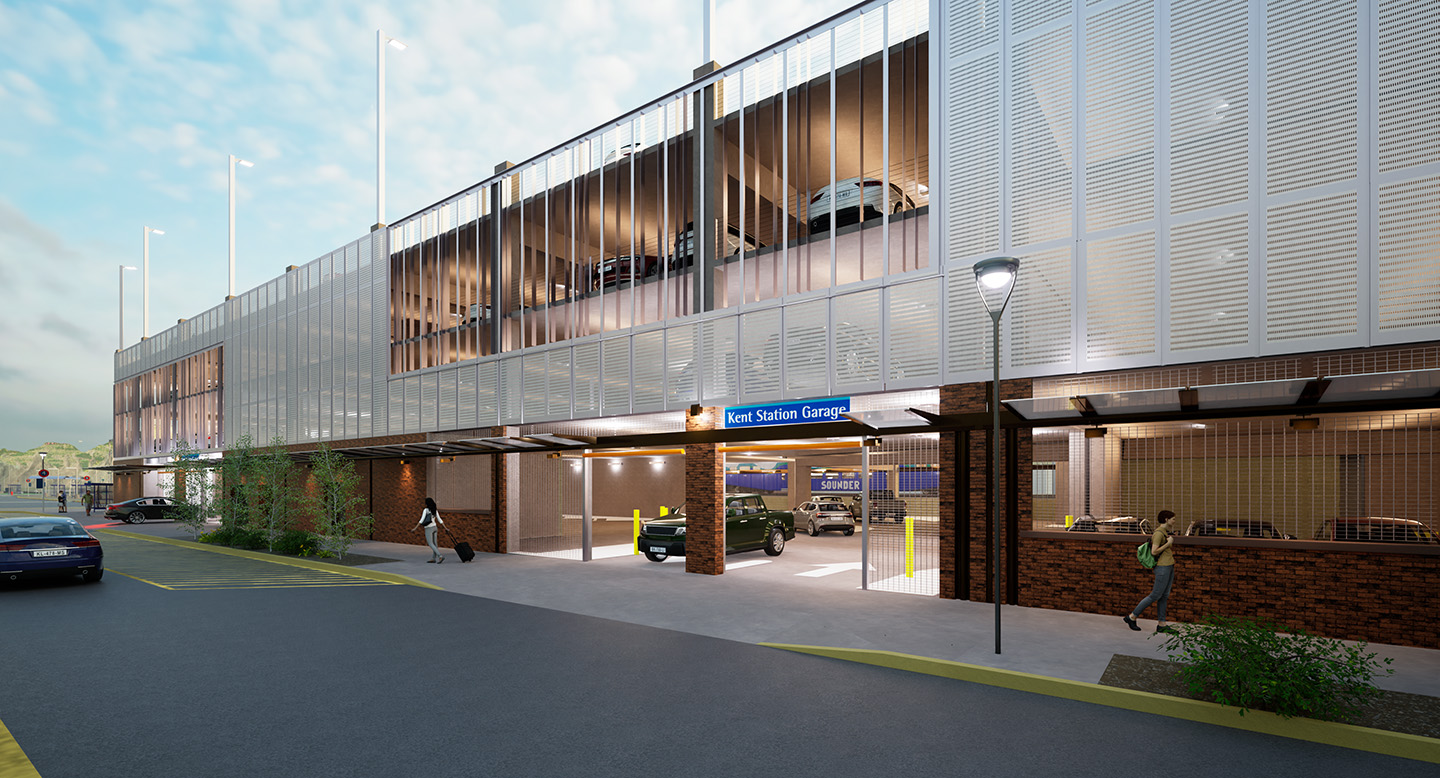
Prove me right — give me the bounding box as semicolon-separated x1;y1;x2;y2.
216;434;259;532
164;440;214;538
305;443;372;561
254;436;298;551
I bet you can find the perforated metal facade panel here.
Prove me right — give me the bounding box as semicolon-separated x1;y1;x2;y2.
1266;193;1359;342
887;278;943;387
1086;231;1156;361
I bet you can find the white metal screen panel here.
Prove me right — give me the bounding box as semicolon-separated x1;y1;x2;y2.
602;337;631;417
1011;0;1070;35
457;363;478;430
945;267;992;376
1265;0;1359;195
665;323;699;408
1169;212;1250;351
1010;24;1074;248
388;380;404;435
784;299;829;397
404;374;422;433
476;361;499;428
499;356;523;425
740;308;782;402
887;278;942;387
1169;0;1250;214
947;0;1000;59
1265;192;1358;342
1377;175;1440;331
421;370;438;432
572;341;601;418
547;349;572;420
632;331;666;412
523;353;547;422
438;368;458;431
945;53;1001;261
1083;0;1156;232
1378;0;1440;173
700;317;738;405
1086;231;1157;361
832;288;884;393
1009;244;1072;368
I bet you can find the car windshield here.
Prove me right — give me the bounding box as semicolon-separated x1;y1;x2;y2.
0;519;88;539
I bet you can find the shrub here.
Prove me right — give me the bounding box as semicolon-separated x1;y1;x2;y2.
198;526;267;550
272;528;322;557
1159;615;1394;721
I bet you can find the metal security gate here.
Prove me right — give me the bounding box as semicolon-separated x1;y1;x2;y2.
863;433;939;595
513;452;581;558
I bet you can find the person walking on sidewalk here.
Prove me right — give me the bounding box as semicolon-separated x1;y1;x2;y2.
82;490;94;516
1124;510;1178;634
412;497;446;564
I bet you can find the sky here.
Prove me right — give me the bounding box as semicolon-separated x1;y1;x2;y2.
0;0;856;451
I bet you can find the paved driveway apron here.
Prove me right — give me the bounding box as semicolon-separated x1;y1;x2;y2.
98;534;398;590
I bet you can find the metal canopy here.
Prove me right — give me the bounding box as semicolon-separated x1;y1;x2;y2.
841;408;934;430
1319;368;1440;404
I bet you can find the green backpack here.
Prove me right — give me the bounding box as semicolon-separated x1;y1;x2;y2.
1136;541;1156;569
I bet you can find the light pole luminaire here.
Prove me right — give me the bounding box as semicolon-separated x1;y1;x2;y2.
118;265;137;350
972;256;1019;655
377;30;406;230
228;154;254;300
142;226;164;339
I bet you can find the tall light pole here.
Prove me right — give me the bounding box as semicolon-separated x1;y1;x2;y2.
973;256;1019;655
376;29;407;230
118;265;137;350
228;154;254;300
142;226;164;338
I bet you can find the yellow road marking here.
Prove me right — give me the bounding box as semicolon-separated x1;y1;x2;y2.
0;717;42;778
105;568;176;589
96;534;402;591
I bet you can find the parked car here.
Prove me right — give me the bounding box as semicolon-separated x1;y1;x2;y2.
793;500;856;536
1066;515;1151;534
848;489;908;523
0;517;104;583
667;222;762;272
1186;519;1294;540
1313;517;1439;544
637;493;795;562
591;254;659;289
104;496;185;524
806;177;916;234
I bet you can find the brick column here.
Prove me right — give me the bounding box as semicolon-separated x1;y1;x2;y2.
685;408;724;575
492;426;512;554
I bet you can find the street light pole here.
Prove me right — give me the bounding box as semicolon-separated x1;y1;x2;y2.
376;30;407;230
118;265;137;350
142;226;164;339
972;256;1019;655
228;154;254;300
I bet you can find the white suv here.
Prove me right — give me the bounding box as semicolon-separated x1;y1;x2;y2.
807;177;915;234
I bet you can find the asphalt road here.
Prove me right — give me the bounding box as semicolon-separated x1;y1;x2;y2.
0;537;1433;777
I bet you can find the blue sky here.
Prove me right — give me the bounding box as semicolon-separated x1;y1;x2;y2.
0;0;851;451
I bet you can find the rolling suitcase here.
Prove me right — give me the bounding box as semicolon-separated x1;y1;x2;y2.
443;525;475;562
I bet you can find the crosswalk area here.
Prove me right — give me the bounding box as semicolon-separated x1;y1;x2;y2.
98;533;400;591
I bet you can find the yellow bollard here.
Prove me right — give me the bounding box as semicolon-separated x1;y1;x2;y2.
633;509;640;554
1065;514;1074;528
905;515;915;578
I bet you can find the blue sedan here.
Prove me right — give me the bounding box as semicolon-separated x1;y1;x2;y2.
0;517;104;583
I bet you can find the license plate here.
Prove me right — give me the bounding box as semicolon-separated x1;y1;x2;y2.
649;547;666;554
32;549;68;558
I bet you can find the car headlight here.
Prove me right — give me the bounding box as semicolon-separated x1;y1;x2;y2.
675;526;685;535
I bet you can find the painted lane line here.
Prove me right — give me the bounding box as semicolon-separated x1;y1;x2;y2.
0;716;42;778
725;560;773;570
795;562;874;578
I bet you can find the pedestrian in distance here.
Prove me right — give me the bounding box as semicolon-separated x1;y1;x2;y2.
1124;509;1179;634
57;490;67;513
412;497;446;564
82;490;94;516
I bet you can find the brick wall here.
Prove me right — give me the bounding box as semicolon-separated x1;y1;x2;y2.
491;427;510;554
685;408;723;575
368;459;427;545
1019;534;1440;649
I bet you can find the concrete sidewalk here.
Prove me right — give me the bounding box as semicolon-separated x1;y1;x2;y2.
106;519;1440;698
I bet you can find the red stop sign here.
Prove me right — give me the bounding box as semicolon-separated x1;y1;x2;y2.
83;476;91;481
38;469;49;477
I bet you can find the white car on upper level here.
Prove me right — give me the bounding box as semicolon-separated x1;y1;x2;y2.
807;177;916;234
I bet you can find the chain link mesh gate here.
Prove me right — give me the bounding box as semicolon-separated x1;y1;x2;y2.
864;433;939;595
513;452;582;557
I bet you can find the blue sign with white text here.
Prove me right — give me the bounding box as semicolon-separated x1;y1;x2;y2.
723;397;851;429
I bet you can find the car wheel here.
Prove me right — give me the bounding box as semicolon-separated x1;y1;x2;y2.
128;510;146;524
808;521;819;537
643;549;667;563
843;528;854;536
764;528;785;556
82;568;103;583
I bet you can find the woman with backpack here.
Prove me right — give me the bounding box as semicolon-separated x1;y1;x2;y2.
1124;509;1177;634
412;497;446;563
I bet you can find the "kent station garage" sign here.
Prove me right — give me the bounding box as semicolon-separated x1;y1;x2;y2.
723;397;851;429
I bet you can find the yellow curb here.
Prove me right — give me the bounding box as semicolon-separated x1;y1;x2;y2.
94;529;443;590
0;717;42;778
761;643;1440;765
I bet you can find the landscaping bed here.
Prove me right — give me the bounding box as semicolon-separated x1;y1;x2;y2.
1099;653;1440;739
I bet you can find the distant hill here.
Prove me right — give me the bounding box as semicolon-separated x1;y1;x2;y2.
0;442;113;490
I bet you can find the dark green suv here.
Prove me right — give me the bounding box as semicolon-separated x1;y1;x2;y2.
638;493;795;562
